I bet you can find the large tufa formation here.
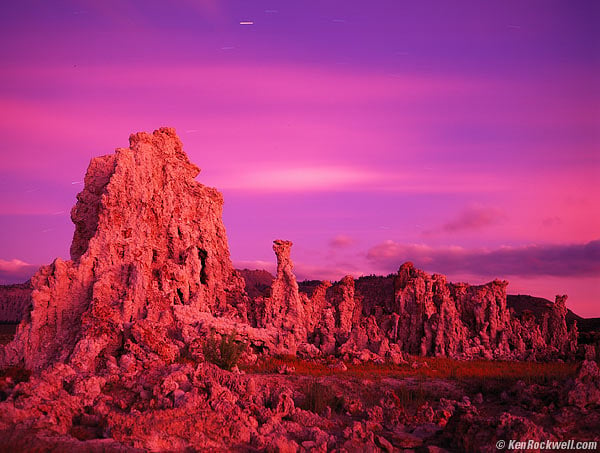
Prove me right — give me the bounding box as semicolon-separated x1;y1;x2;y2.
265;240;306;333
1;127;246;371
0;129;582;367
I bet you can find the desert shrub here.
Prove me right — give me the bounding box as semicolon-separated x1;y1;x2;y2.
300;380;344;414
203;330;246;371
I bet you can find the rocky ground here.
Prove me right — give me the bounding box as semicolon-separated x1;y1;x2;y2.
0;347;598;452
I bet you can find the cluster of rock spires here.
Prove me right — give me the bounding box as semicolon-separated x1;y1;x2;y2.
247;255;580;362
0;128;584;368
0;128;597;451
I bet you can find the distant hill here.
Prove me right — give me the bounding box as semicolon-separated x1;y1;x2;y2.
237;269;274;299
507;294;600;333
0;281;32;323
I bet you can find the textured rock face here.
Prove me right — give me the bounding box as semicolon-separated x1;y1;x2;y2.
252;240;307;352
270;240;306;334
568;360;600;410
542;295;570;352
245;248;577;361
386;262;522;358
358;262;577;360
0;283;32;323
2;127;245;371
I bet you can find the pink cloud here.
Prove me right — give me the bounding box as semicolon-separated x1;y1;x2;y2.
212;164;508;194
0;259;38;284
442;205;504;232
329;235;356;248
219;166;376;192
366;240;600;278
424;204;505;235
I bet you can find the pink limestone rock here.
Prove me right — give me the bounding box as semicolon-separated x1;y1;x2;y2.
1;127;246;372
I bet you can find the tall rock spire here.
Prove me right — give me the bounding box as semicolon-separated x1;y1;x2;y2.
2;127;245;371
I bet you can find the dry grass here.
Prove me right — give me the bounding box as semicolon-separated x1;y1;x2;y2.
299;380;345;414
243;355;578;384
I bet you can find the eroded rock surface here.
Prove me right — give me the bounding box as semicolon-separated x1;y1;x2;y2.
246;256;579;362
252;240;308;353
2;127;247;372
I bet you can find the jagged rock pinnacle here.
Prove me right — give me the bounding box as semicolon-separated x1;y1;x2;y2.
2;127;245;371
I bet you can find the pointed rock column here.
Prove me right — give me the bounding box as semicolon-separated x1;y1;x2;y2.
257;240;307;352
273;240;299;295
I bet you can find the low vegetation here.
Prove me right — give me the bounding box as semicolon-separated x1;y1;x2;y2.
203;330;246;371
392;383;429;407
244;354;579;383
300;380;345;414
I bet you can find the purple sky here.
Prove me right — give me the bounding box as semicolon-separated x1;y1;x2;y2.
1;1;599;316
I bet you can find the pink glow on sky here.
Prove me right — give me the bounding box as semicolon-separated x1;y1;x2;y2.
1;1;599;316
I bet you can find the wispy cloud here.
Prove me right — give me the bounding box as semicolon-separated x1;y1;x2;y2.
0;63;479;112
441;205;504;232
0;258;38;284
329;234;356;248
214;164;506;193
424;204;505;235
366;239;600;277
220;166;376;192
